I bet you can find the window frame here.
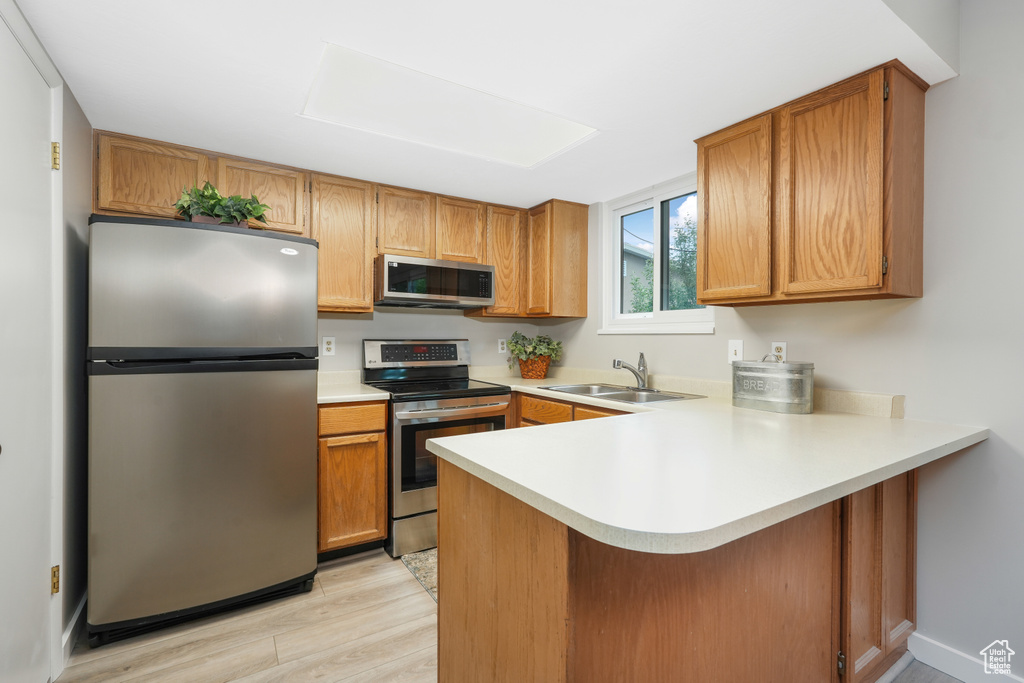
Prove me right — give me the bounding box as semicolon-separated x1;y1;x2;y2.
599;172;714;335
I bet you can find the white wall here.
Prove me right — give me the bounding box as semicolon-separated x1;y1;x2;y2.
317;310;539;373
543;1;1023;675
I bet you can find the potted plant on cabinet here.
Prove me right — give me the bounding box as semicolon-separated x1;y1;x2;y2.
508;331;563;380
173;182;272;228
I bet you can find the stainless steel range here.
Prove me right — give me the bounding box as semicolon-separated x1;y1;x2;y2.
362;339;511;557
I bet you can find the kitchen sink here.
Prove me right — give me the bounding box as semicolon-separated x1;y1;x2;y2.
539;384;704;404
539;383;626;395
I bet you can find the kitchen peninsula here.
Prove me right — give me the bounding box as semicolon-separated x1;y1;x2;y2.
427;394;987;682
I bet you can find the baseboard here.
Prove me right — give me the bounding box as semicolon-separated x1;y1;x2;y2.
62;593;87;662
910;632;1024;682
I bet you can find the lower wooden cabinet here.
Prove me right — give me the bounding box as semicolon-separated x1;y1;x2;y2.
317;401;388;553
515;392;626;427
841;470;917;683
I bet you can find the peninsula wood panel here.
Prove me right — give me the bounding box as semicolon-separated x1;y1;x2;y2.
438;460;570;683
377;186;435;258
96;133;211;217
435;196;485;263
778;70;884;294
437;461;844;683
313;175;376;312
318;401;387;437
318;432;387;552
570;503;840;683
696;113;772;301
216;157;308;237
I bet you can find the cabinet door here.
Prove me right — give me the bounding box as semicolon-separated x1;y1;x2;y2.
377;186;435;257
96;134;210;217
574;405;625;420
483;206;524;316
217;158;308;237
526;203;553;315
696;114;772;301
313;175;375;312
841;470;917;683
519;394;572;425
318;432;387;552
437;196;486;263
778;70;884;295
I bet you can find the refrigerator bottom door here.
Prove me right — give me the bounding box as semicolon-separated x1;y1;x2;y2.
87;366;317;628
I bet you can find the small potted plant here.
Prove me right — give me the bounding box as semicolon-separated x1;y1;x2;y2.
174;182;272;228
508;331;563;380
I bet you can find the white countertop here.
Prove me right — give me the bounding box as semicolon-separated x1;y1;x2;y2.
317;371;390;404
427;384;988;554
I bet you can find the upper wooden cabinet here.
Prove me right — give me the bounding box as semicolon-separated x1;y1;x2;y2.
696;114;772;301
313;174;375;312
695;61;926;306
376;186;435;258
96;133;211;218
436;196;486;263
467;206;526;317
525;200;588;317
216;157;308;237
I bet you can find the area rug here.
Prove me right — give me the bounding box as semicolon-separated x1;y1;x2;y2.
401;548;438;602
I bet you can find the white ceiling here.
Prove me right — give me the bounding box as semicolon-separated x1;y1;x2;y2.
18;0;956;208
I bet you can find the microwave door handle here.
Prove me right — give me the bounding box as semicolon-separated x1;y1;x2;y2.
394;403;508;420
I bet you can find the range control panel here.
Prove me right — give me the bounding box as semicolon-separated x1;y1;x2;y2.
364;339;470;368
381;343;458;363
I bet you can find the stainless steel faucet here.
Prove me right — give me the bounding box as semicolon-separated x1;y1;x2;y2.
613;353;648;389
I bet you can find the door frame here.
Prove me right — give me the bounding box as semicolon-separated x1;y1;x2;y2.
0;1;67;679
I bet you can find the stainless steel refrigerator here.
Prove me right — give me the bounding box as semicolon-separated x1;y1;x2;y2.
86;216;319;646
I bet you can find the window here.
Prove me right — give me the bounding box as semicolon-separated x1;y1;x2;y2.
601;174;713;334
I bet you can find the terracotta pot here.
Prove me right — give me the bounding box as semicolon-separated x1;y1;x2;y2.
518;356;552;380
188;215;248;228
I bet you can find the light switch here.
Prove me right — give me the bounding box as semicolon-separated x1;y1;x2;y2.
728;340;743;364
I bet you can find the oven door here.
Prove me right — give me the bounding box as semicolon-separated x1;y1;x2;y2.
391;394;509;519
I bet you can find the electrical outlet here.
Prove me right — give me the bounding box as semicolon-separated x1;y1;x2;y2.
728;340;743;364
770;341;787;361
321;336;335;356
498;338;507;354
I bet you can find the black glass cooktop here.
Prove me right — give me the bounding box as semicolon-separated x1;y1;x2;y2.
367;378;510;402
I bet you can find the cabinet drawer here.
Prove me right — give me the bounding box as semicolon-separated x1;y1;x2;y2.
519;395;572;424
318;401;387;436
574;405;626;421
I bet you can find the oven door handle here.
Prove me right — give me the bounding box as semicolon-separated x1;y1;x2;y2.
395;402;509;420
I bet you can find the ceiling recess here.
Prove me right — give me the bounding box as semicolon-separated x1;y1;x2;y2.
301;43;598;168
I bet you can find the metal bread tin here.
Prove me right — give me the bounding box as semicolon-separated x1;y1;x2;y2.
732;360;814;414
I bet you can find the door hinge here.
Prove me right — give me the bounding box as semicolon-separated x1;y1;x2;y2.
884;81;889;101
837;651;846;676
51;142;61;170
375;191;379;203
882;255;889;275
51;565;60;594
309;181;313;193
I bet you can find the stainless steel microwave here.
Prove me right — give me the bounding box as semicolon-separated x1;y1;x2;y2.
373;254;495;309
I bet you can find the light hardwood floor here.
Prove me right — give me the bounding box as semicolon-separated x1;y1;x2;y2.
58;550;437;683
58;548;960;683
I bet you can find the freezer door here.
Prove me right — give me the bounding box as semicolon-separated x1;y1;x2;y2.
87;365;317;627
89;219;317;351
